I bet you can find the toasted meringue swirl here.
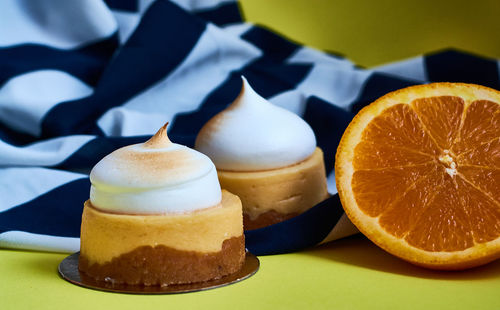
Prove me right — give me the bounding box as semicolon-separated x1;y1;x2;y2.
90;124;222;214
195;76;316;171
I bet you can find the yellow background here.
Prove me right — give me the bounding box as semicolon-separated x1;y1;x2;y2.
2;1;500;309
240;0;500;67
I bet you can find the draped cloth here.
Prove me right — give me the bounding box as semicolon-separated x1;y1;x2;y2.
1;0;498;255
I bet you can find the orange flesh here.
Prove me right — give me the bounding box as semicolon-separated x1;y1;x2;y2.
352;96;500;252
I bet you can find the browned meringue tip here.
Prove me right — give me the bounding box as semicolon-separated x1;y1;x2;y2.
144;122;172;149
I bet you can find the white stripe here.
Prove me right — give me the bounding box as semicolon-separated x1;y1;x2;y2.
288;46;354;69
320;213;359;244
296;66;371;108
170;0;236;11
373;56;427;82
287;47;370;108
0;135;95;167
270;47;361;114
0;0;117;48
0;231;79;253
0;167;86;212
222;23;253;37
111;10;141;43
321;172;359;244
98;23;262;136
326;171;338;195
280;47;369;110
96;109;171;137
0;70;93;136
269;90;307;116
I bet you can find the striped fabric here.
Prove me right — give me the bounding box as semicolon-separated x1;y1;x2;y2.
0;0;499;255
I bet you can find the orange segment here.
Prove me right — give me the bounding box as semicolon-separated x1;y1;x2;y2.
354;141;433;170
457;138;500;168
411;96;464;150
361;104;440;155
456;176;500;244
452;99;500;154
336;83;500;270
405;175;474;252
378;165;445;239
458;166;499;204
352;164;436;217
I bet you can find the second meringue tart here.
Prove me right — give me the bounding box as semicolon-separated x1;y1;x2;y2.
79;124;245;286
195;77;329;230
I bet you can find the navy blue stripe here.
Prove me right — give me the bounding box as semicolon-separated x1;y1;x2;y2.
54;136;149;172
105;0;139;12
350;73;418;113
0;179;89;237
170;59;312;147
0;34;119;87
40;0;207;138
195;2;243;26
245;195;344;255
241;25;301;62
0;122;38;146
303;96;354;175
425;49;500;90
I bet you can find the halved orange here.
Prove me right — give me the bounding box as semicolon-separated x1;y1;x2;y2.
335;83;500;270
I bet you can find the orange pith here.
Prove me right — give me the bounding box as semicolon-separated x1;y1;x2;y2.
335;83;500;270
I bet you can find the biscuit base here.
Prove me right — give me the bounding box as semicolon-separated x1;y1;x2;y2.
79;190;244;286
218;148;329;230
79;236;244;286
243;210;299;230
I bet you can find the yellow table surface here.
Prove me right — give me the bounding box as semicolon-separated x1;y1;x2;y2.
2;1;500;309
2;236;500;310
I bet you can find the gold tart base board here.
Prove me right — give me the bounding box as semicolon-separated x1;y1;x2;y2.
58;251;259;294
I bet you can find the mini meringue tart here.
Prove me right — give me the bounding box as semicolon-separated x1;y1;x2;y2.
79;124;245;286
195;77;329;230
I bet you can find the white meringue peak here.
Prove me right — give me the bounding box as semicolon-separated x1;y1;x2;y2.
90;123;222;214
195;76;316;171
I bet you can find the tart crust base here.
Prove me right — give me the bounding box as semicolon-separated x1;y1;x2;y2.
218;148;328;230
79;236;245;286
